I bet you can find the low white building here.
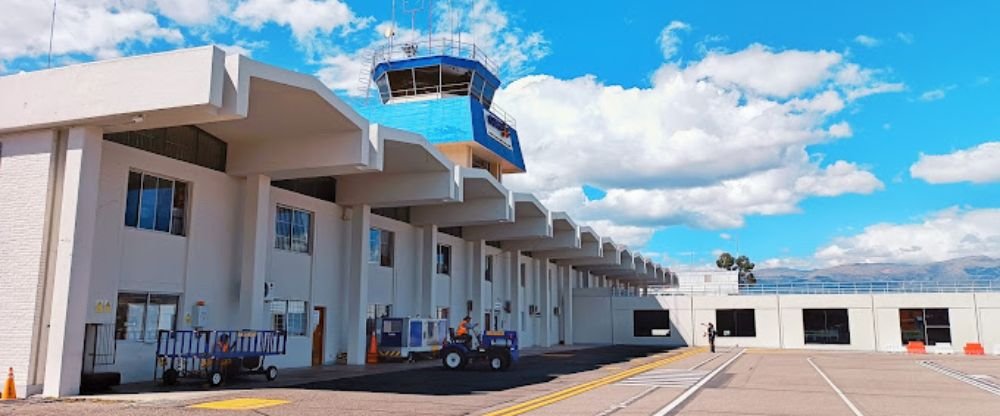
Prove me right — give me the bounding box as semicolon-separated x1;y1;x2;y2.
0;46;668;397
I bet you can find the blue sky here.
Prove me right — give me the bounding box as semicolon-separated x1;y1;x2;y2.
4;0;999;270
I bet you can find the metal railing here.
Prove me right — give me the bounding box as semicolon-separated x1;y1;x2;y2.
371;38;500;76
646;280;1000;296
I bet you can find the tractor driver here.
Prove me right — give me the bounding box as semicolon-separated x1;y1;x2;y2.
455;316;474;348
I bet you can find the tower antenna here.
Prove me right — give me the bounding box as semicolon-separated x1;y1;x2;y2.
47;0;58;68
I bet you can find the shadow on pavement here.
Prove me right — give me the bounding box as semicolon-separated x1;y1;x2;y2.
295;345;673;396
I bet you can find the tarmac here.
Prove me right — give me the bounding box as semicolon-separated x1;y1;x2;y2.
3;345;1000;415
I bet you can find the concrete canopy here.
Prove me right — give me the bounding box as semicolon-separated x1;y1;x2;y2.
462;192;552;241
500;211;579;251
409;167;514;227
537;226;603;261
336;126;461;207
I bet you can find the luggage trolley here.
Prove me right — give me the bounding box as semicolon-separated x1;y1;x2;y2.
155;329;287;387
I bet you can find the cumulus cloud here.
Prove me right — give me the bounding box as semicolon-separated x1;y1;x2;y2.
155;0;230;26
814;207;1000;265
918;87;952;101
0;0;183;62
910;141;1000;184
498;43;897;246
658;20;691;60
233;0;369;45
854;35;880;47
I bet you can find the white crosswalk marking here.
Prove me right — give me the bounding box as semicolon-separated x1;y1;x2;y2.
615;369;708;388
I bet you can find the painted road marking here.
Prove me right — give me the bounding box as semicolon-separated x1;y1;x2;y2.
919;361;1000;396
615;369;708;388
652;349;746;416
482;347;707;416
188;398;290;410
808;357;865;416
596;350;725;416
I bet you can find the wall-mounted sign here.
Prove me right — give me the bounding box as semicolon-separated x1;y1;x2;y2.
483;110;513;149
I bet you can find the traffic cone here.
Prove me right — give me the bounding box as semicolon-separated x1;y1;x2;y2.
366;332;379;364
2;368;15;400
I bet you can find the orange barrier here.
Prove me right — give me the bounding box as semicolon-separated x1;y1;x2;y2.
366;332;379;364
964;342;985;356
906;341;926;354
2;368;15;400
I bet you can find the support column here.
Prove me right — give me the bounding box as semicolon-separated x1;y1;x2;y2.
470;240;486;327
507;250;521;333
346;205;371;365
537;256;552;348
420;225;438;317
43;126;102;397
565;268;574;345
239;174;271;329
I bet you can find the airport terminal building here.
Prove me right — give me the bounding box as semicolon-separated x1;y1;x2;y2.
2;45;999;399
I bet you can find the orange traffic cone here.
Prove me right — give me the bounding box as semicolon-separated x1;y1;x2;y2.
366;332;379;364
2;368;15;400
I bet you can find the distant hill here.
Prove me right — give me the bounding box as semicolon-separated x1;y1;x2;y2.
755;256;1000;283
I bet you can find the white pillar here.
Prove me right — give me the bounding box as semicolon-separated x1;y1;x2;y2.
43;126;102;397
565;267;575;345
239;174;271;329
420;225;439;317
470;240;486;327
537;256;552;347
507;250;521;333
346;205;371;365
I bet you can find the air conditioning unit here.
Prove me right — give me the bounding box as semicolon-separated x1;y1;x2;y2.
263;281;276;300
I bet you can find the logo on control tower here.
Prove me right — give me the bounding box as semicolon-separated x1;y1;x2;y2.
484;110;513;149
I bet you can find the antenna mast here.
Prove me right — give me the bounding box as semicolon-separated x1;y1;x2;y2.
47;0;58;68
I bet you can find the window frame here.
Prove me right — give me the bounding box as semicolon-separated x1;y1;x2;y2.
124;170;189;236
485;255;494;282
900;308;951;346
715;309;757;337
803;308;851;345
274;205;313;254
268;299;308;337
114;292;180;343
437;244;452;275
369;228;395;267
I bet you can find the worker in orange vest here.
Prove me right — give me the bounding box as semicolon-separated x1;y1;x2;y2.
455;316;473;348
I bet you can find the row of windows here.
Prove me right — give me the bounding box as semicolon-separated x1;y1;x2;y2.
634;308;953;346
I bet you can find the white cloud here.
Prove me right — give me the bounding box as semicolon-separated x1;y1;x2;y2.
897;32;915;44
854;34;880;47
155;0;230;25
814;207;1000;266
910;141;1000;184
658;20;690;60
719;233;732;240
844;82;906;101
500;42;895;245
918;87;949;101
233;0;369;45
0;0;183;62
586;220;656;248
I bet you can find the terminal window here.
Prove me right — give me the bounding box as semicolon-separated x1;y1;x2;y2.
716;309;756;337
485;255;494;282
114;292;179;342
275;206;312;253
900;308;951;346
269;300;307;336
369;228;395;267
803;309;851;345
124;170;188;236
437;244;452;275
634;310;671;337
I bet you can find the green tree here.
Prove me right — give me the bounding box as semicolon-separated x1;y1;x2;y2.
716;252;757;285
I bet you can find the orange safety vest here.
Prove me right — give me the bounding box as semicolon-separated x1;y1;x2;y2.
456;321;469;337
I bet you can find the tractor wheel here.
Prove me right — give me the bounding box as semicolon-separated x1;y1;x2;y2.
163;369;179;386
209;371;224;387
487;350;511;371
442;348;467;370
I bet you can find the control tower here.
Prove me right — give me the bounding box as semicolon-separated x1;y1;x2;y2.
358;32;526;181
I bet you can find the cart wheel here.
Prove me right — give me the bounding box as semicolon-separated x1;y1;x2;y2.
265;366;279;381
163;369;179;386
209;371;224;387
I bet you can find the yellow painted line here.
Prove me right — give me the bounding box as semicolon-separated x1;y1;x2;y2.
188;398;289;410
483;347;707;416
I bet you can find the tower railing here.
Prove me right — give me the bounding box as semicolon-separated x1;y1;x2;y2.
372;37;501;76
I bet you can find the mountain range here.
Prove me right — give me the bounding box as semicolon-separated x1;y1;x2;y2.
755;256;1000;283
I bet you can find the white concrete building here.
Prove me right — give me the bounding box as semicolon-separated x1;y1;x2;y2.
0;47;668;397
